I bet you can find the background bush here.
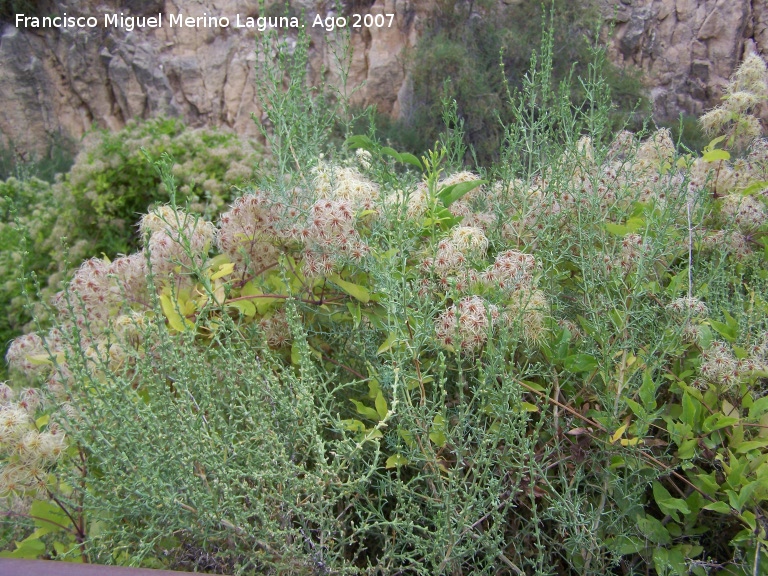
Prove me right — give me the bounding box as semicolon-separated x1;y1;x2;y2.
387;0;649;165
3;6;768;575
0;118;262;380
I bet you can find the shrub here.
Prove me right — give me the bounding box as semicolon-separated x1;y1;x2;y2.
0;119;262;381
401;0;650;165
3;18;768;576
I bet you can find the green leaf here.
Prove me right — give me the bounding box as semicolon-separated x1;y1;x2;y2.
702;414;739;433
701;499;732;514
398;152;423;169
604;217;644;236
374;391;388;420
398;427;416;448
429;413;447;447
385;454;409;469
377;332;397;355
702;149;731;162
226;300;256;317
381;146;402;162
735;439;768;453
749;396;768;419
704;135;727;150
709;320;738;342
608;535;645;555
653;482;691;518
437;180;485;207
681;392;698;428
241;282;285;315
639;370;658;410
636;514;671;545
341;419;366;433
329;274;370;303
345;134;376;152
0;536;46;559
351;399;381;422
347;301;361;327
159;294;194;332
564;353;598;373
210;262;235;281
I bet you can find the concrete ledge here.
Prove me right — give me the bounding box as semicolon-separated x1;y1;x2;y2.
0;559;200;575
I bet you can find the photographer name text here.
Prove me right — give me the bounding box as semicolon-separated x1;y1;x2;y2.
15;12;396;32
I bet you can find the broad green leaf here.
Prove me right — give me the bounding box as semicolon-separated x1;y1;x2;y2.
520;401;539;413
329;274;370;303
351;399;381;422
564;353;598;373
210;262;235;281
159;294;194;332
611;424;628;444
653;482;691;518
620;437;642;446
381;146;402;162
341;419;366;433
363;428;383;442
702;149;730;162
741;180;768;196
608;535;645;555
0;536;46;559
749;396;768;419
693;473;720;495
702;414;739;433
240;282;283;315
429;414;447;447
639;370;658;410
347;301;361;327
702;501;731;514
604;217;644;236
386;454;409;469
704;135;727;150
30;500;72;531
636;514;671;545
345;134;376;152
377;332;397;355
437;180;485;207
398;428;416;448
710;320;737;342
735;439;768;453
375;391;388;420
681;392;698;428
399;152;423;169
226;300;256;317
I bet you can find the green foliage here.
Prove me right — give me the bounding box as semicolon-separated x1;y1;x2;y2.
402;0;649;165
0;0;39;25
0;133;75;183
67;117;261;256
5;11;768;576
0;119;262;381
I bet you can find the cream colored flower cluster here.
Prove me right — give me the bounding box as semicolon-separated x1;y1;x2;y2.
0;384;66;499
700;53;767;149
666;297;709;344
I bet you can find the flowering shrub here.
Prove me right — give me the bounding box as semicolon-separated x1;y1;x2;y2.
0;119;263;379
3;30;768;576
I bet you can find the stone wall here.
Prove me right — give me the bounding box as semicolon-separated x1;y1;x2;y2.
1;0;767;155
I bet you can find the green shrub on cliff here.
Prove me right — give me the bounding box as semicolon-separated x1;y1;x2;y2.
0;119;262;379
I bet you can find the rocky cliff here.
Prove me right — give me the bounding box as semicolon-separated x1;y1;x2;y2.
1;0;766;155
606;0;768;119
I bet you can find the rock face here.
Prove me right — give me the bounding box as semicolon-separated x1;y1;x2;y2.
0;0;427;154
0;0;766;155
605;0;767;120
